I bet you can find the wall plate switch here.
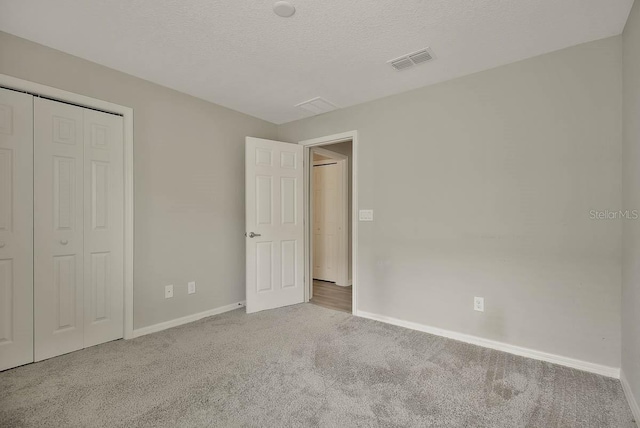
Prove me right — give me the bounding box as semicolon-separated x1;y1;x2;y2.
359;209;374;221
474;297;484;312
165;284;174;299
188;281;196;294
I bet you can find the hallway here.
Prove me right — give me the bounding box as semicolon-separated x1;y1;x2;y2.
309;280;352;313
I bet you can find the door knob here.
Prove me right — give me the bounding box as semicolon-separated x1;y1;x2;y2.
60;239;69;245
246;232;261;238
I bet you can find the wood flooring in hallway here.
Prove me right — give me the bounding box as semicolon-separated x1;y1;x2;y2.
310;280;352;313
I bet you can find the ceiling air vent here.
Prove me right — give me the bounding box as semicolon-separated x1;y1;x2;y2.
409;49;433;64
390;57;414;71
295;97;338;115
388;47;435;71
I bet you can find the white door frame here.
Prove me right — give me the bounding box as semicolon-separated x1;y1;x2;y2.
0;74;135;340
311;147;349;287
299;131;358;315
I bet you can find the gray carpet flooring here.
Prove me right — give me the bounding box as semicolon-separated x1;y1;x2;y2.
0;304;635;427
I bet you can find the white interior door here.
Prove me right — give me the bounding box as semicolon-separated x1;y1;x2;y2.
0;88;33;371
313;163;340;282
245;137;304;313
83;109;124;348
34;98;124;361
34;97;85;361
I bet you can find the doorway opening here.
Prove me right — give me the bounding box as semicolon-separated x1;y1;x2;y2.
300;131;357;315
244;132;357;316
309;145;352;313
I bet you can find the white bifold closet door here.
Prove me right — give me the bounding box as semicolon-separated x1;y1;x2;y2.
0;88;34;371
34;97;124;362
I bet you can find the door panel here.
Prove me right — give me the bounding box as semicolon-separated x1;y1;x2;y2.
0;88;33;371
34;98;84;361
256;241;273;292
246;137;303;313
83;109;124;347
0;149;12;231
53;255;78;330
281;240;297;288
281;177;297;224
313;163;339;282
0;259;14;340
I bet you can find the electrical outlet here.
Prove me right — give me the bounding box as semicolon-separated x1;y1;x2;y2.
188;281;196;295
165;284;174;299
474;297;484;312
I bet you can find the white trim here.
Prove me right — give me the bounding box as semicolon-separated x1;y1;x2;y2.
358;310;621;379
299;131;358;315
303;147;312;302
132;301;246;338
339;159;349;287
313;146;348;161
0;74;136;340
300;131;357;147
312;159;337;166
621;370;640;424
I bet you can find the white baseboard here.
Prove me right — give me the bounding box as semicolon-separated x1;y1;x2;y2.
357;310;620;379
621;370;640;424
131;301;246;338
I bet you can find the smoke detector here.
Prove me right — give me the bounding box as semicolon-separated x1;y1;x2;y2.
273;1;296;17
295;97;338;115
388;48;435;71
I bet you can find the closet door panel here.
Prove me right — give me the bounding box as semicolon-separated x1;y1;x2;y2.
0;88;33;371
83;109;124;347
312;164;339;282
34;98;84;362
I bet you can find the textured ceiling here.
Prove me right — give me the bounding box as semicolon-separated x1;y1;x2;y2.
0;0;634;124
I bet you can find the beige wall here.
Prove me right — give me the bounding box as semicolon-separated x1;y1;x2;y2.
0;31;278;329
279;37;623;367
622;0;640;409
